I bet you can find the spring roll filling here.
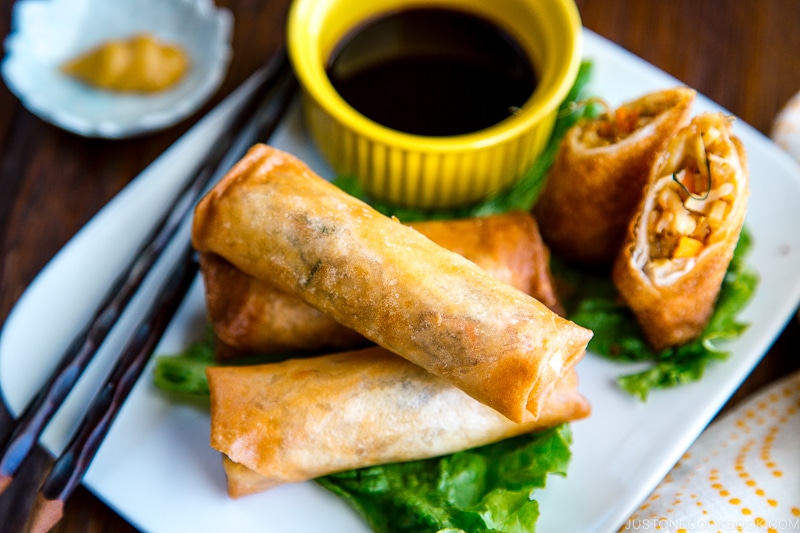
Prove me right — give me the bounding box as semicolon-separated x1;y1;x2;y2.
578;91;687;147
633;116;742;285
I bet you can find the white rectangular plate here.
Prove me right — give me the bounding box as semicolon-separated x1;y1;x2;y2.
2;30;800;533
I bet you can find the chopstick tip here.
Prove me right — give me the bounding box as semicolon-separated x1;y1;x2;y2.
0;473;12;495
25;492;64;533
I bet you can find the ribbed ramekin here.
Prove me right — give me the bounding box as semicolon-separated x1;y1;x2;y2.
287;0;582;208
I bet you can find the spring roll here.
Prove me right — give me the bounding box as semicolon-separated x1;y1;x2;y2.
192;144;592;423
534;87;696;264
201;211;563;359
612;112;749;350
207;346;591;498
200;253;370;357
413;212;562;308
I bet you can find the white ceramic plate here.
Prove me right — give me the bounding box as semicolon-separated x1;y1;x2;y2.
1;0;232;138
2;30;800;533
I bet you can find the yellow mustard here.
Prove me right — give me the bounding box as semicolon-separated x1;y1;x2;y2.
61;33;189;93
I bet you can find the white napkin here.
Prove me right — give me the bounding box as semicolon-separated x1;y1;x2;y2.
621;370;800;532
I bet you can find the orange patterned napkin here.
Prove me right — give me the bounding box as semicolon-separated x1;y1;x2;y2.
621;370;800;532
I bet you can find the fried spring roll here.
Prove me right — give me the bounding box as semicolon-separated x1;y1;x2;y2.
200;253;370;357
201;211;563;359
207;346;591;498
612;112;749;350
192;144;592;423
534;87;696;264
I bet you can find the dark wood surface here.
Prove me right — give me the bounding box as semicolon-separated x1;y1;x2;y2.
0;0;798;531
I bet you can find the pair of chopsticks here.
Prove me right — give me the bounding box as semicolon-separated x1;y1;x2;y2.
0;47;297;532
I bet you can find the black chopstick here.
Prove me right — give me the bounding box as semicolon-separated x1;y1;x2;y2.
23;59;296;533
19;50;298;533
0;47;294;495
26;244;199;533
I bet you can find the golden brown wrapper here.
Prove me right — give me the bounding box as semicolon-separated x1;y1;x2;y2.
200;253;369;358
200;211;563;359
612;112;749;350
207;346;591;498
534;87;696;264
192;144;592;423
411;212;563;312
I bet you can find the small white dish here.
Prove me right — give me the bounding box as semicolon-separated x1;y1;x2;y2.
1;0;233;138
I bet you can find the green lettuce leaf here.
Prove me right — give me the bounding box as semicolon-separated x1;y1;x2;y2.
152;329;216;396
152;328;300;396
564;228;759;400
316;425;573;533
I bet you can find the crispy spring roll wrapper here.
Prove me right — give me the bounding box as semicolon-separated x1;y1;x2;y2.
192;144;592;423
534;87;696;264
200;253;369;357
200;211;563;359
612;112;749;350
411;212;562;311
207;346;591;498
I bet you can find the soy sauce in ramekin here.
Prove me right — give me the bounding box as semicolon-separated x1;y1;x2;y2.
326;8;537;137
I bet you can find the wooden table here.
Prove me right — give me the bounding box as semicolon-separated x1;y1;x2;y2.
0;0;798;531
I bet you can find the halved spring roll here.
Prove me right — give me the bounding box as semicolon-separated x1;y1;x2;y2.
612;112;749;350
192;144;592;423
534;87;696;264
200;211;563;360
207;346;591;498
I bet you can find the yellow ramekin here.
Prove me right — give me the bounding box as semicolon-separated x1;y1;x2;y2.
287;0;582;208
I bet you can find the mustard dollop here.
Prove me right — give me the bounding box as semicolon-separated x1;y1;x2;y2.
61;33;190;93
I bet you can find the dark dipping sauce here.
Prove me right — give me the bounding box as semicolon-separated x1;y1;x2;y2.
326;8;537;137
